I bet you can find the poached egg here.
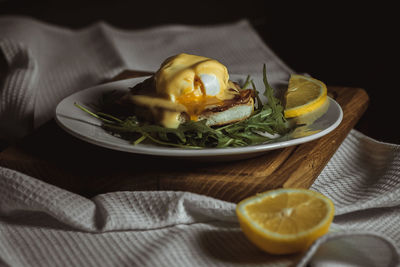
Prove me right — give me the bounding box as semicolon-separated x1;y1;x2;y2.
127;53;252;128
154;53;237;122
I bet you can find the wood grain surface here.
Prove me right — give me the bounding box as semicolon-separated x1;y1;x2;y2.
0;71;369;203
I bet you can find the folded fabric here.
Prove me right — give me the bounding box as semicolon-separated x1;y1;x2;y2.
0;16;292;140
0;130;399;267
1;16;399;266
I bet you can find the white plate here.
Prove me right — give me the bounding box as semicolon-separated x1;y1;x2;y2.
55;75;343;161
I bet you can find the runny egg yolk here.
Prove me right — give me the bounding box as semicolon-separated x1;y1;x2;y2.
154;53;236;121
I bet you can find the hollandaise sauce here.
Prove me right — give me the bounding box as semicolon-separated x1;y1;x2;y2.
151;53;238;126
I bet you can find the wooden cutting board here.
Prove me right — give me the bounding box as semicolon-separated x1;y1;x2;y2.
0;71;369;203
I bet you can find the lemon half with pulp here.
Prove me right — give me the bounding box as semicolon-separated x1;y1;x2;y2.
284;74;328;119
236;188;334;255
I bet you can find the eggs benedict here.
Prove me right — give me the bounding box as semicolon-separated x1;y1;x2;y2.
119;53;255;128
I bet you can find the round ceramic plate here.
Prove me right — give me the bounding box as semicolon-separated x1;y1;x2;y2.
55;75;343;161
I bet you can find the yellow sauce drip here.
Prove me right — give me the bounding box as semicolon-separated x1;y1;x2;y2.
176;93;224;121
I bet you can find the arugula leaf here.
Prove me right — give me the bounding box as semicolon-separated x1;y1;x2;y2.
75;65;291;148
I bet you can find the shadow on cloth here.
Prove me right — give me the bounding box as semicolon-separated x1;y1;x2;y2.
196;226;302;266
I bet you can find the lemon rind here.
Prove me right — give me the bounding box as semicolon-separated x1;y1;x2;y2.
284;75;328;118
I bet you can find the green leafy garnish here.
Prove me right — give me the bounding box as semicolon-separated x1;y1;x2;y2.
75;64;291;148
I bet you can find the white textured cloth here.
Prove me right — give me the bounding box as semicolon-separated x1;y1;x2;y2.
0;16;291;140
0;16;400;267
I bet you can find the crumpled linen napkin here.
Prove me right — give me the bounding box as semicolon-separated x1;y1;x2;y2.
0;16;292;140
0;130;399;267
1;16;399;267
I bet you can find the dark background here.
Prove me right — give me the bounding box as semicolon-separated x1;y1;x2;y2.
1;0;398;144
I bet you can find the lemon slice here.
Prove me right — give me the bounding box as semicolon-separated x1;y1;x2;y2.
236;188;334;255
284;74;328;118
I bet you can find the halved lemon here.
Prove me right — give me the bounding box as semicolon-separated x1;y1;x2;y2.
284;74;328;118
236;188;334;255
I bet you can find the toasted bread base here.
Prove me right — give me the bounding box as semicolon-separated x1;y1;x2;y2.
200;98;254;126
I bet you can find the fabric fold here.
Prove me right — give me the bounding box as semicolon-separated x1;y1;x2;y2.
0;16;129;136
0;16;294;140
1;156;399;266
0;167;237;232
0;39;37;140
299;231;399;267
